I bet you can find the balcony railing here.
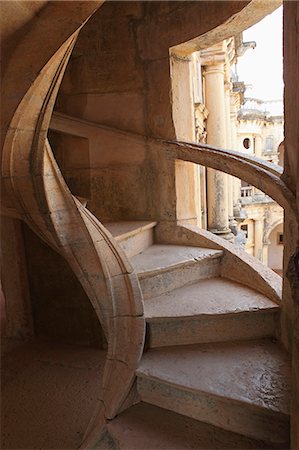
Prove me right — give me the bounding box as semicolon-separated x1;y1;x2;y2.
241;186;253;198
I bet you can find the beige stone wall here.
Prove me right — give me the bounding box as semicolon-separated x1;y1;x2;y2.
237;117;283;163
236;111;284;270
268;222;284;271
239;201;283;267
55;1;256;224
2;0;298;445
23;223;105;347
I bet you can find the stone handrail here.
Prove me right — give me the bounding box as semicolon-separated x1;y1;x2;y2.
49;112;296;222
2;32;145;449
161;139;296;222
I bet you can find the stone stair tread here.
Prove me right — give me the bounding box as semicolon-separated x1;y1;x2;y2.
104;221;157;241
145;277;279;320
137;339;291;416
107;403;287;449
131;244;223;275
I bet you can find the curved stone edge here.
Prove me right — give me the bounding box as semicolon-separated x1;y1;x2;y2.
162;140;297;222
47;114;296;222
173;0;282;55
177;140;283;177
155;221;282;305
2;26;145;450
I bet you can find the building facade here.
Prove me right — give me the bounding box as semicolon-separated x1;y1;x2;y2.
237;98;284;272
186;39;284;273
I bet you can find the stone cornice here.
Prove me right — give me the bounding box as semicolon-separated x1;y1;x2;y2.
200;53;226;67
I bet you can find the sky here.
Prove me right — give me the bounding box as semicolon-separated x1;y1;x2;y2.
236;6;283;102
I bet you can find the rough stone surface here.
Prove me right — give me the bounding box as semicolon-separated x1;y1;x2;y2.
137;339;291;443
105;221;157;258
156;221;282;304
1;0;298;447
107;402;288;450
132;244;222;298
145;277;279;347
1;339;106;450
145;277;278;317
131;244;222;274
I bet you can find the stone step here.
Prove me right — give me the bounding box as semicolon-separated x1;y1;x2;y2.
145;278;279;348
106;402;288;449
136;339;291;444
131;245;223;299
104;221;157;258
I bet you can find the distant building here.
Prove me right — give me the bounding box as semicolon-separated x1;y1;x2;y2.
236;98;284;274
189;37;284;273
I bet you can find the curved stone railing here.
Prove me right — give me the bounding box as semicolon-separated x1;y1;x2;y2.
2;31;145;449
47;114;296;224
47;114;292;302
162;139;297;222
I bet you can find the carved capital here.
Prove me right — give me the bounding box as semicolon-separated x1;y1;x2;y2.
200;51;226;68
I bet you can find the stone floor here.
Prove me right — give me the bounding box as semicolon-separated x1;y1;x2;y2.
1;338;106;449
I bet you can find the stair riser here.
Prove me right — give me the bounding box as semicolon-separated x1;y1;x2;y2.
139;257;221;299
146;311;279;348
137;376;289;444
119;228;154;258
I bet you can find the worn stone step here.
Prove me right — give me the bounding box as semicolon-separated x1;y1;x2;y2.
145;278;279;348
106;402;288;449
136;340;291;444
104;221;157;258
131;245;223;299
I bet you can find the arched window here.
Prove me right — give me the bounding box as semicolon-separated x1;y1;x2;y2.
243;137;251;149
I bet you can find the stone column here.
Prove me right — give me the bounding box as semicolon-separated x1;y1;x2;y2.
202;54;232;239
230;92;242;211
254;218;264;262
262;242;269;265
171;52;200;226
254;134;263;158
224;81;234;221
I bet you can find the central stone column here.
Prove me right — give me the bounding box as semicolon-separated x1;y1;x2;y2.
254;134;263;158
254;218;264;262
202;53;233;240
230;91;242;209
224;79;235;228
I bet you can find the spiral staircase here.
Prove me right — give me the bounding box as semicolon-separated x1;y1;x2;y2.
1;3;296;448
97;220;290;449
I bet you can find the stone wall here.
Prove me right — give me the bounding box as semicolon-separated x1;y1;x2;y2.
23;223;105;347
283;2;299;447
55;1;254;223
